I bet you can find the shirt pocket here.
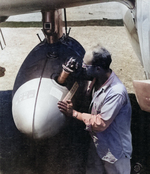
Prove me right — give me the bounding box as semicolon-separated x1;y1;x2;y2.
91;101;103;115
91;92;106;114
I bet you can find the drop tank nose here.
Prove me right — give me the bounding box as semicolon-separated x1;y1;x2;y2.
12;78;69;139
12;35;86;139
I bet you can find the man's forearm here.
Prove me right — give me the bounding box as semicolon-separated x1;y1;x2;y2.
72;110;91;121
72;110;106;132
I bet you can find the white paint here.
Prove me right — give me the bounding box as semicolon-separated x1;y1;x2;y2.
50;87;63;100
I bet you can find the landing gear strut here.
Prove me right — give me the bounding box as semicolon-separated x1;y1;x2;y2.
42;10;63;44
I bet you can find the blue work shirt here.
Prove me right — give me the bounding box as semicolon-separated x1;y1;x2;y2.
89;71;132;163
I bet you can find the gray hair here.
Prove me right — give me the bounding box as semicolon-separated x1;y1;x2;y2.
83;44;112;69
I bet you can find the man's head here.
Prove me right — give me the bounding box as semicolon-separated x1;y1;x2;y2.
83;44;112;69
82;45;112;80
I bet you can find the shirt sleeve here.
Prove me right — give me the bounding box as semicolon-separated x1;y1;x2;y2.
82;94;126;132
100;93;126;121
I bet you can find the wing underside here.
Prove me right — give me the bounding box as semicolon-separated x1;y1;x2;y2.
0;0;134;22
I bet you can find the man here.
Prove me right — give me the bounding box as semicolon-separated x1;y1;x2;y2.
58;45;132;174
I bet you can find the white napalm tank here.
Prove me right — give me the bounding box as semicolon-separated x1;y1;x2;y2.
12;36;86;139
12;78;69;139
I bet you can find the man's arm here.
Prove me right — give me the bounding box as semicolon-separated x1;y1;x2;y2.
58;100;107;132
72;110;109;132
58;93;126;132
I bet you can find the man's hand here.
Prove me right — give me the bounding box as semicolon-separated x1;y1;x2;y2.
63;57;78;73
83;114;106;132
57;100;73;117
0;66;6;77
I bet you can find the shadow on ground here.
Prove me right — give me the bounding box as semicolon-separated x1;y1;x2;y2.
0;91;150;174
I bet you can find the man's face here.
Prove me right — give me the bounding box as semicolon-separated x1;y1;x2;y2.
82;62;97;80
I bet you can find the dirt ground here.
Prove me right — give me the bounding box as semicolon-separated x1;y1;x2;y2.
0;26;146;93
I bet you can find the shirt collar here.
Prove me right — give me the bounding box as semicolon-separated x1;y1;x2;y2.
95;71;115;95
90;72;115;110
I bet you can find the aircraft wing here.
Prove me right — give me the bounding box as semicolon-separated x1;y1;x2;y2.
0;0;134;22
